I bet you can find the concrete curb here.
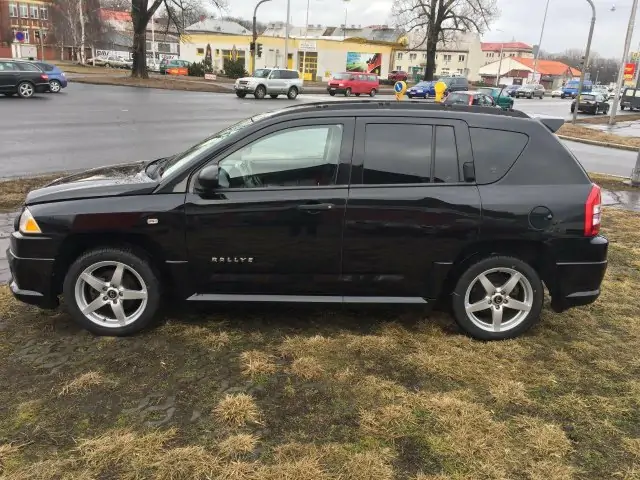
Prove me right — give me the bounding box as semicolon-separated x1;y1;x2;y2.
557;134;638;151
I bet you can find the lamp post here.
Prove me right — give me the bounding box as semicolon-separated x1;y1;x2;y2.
572;0;596;125
252;0;272;74
284;0;291;68
495;44;504;86
531;0;551;84
609;0;639;126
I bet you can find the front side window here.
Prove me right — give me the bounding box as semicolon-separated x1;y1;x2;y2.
0;61;18;71
270;70;282;79
217;125;343;189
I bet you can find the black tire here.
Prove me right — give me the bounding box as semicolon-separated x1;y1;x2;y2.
236;92;246;98
254;85;266;99
451;256;544;340
105;63;111;68
370;89;377;97
49;80;62;93
621;105;625;110
329;91;336;96
344;87;352;97
270;94;279;99
570;106;575;113
17;81;35;98
561;94;565;99
407;94;413;99
287;86;298;100
62;247;162;336
528;93;533;99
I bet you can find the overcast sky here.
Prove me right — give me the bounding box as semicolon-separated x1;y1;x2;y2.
220;0;640;59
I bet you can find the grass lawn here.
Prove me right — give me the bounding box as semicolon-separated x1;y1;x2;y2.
0;206;639;479
70;75;232;93
559;123;640;149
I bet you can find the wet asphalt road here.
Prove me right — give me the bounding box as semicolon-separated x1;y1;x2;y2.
0;82;637;178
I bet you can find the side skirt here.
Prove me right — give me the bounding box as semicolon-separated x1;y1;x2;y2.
186;294;428;304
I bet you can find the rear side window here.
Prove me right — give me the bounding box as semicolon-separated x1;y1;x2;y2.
17;62;40;72
434;126;459;183
364;124;432;184
447;93;470;105
36;62;54;71
287;70;299;79
470;128;528;184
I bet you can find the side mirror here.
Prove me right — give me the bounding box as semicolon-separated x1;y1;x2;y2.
197;165;220;190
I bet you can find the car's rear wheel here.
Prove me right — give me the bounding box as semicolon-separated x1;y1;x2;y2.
49;80;61;93
17;81;34;98
451;256;543;340
105;63;111;68
254;85;266;99
370;89;377;97
287;86;298;99
344;88;352;97
236;92;246;98
329;91;336;96
63;248;161;336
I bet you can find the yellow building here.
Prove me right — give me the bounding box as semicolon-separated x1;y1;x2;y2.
181;20;404;81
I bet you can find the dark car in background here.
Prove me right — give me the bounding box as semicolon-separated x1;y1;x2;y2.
7;102;607;341
476;87;514;110
34;62;68;93
0;58;50;98
571;93;610;115
407;81;435;98
438;76;469;93
504;85;521;97
620;87;640;110
443;91;498;108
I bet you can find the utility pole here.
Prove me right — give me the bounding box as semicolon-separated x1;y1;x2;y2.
302;0;310;80
151;12;156;64
531;0;550;84
251;0;271;74
609;0;639;125
495;44;504;86
284;0;291;68
572;0;596;125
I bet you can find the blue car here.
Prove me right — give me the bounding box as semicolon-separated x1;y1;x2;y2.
561;80;592;99
407;81;435;98
34;62;68;93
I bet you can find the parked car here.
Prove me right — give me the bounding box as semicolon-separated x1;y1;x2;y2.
159;59;190;75
34;62;67;93
388;70;408;82
516;84;545;99
619;87;640;110
592;85;611;101
235;68;303;99
475;87;514;110
0;58;50;98
571;93;610;115
406;81;435;98
443;90;498;108
438;76;469;94
551;88;563;98
504;84;521;97
327;72;378;97
95;56;131;69
7;102;607;340
561;80;592;99
146;59;162;73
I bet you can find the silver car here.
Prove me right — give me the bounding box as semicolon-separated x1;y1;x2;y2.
234;68;304;100
516;83;545;99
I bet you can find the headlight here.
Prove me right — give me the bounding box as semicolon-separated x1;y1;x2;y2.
18;208;42;234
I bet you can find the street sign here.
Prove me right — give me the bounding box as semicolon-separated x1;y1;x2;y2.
624;63;636;80
632;51;640;61
299;40;316;52
15;31;24;42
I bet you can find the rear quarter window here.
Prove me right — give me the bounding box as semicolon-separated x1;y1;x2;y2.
470;128;528;184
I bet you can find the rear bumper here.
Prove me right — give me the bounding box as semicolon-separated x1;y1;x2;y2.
550;235;608;312
35;83;50;93
7;247;58;309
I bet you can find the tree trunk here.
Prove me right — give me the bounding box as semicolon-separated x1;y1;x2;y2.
423;35;438;81
78;0;86;64
131;0;149;78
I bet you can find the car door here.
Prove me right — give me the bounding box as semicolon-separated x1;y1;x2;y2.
184;117;355;297
268;69;285;94
341;117;482;300
0;61;18;91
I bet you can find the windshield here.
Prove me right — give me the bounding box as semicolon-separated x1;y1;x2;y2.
416;81;432;87
580;94;596;101
159;112;274;178
445;93;470;105
254;69;271;78
332;73;350;80
476;88;494;95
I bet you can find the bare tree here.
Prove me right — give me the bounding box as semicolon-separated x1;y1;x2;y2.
393;0;499;80
131;0;225;78
50;0;103;62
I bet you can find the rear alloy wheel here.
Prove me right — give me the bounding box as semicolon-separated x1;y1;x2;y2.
254;85;266;99
287;87;298;100
370;89;377;97
17;81;34;98
49;80;61;93
452;256;543;340
63;248;161;336
344;87;352;97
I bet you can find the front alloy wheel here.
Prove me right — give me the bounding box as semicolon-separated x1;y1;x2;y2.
452;256;543;340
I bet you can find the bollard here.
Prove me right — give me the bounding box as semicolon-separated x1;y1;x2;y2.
434;81;446;102
394;81;407;101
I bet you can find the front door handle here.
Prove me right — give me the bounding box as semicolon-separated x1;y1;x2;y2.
297;203;335;212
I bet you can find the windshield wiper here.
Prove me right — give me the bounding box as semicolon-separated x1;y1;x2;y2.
145;156;173;179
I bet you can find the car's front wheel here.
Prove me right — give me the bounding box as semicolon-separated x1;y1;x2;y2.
451;256;543;340
49;80;62;93
344;87;352;97
236;91;246;98
254;85;266;99
63;247;161;336
17;81;34;98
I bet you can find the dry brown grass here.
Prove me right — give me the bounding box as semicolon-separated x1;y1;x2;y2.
218;434;259;458
577;113;640;124
213;394;261;427
589;172;638;192
240;350;277;378
71;75;232;93
179;325;232;350
58;371;107;396
559;122;640;148
0;174;63;212
289;356;325;380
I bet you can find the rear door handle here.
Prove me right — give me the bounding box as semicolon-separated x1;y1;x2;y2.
297;203;335;212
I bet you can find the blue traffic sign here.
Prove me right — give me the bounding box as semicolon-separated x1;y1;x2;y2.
15;31;24;42
394;81;403;93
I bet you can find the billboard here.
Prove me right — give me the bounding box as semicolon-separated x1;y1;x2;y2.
624;63;636;80
346;52;382;75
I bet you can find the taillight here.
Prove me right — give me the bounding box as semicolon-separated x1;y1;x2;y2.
468;95;473;106
41;74;48;80
584;184;602;236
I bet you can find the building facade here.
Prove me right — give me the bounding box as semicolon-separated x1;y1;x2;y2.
481;41;533;65
478;57;579;89
0;0;53;59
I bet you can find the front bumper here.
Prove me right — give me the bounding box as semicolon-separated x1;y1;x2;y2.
235;84;257;93
7;247;58;309
550;235;608;312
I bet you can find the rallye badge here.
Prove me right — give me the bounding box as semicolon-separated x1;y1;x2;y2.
212;257;254;263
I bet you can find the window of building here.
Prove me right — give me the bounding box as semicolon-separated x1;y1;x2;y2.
9;3;18;17
218;125;343;188
409;53;417;60
20;4;28;18
458;54;465;62
423;53;427;59
196;47;204;55
456;68;464;75
440;68;450;75
158;42;171;52
40;6;48;19
30;5;38;18
396;65;402;71
397;52;403;60
443;54;452;61
364;124;432;185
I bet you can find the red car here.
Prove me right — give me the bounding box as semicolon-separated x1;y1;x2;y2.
388;70;408;82
327;72;379;97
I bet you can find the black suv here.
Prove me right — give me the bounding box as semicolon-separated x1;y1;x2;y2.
7;102;607;340
0;58;50;98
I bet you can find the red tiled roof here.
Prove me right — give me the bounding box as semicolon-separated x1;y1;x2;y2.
99;9;131;22
481;42;532;52
513;57;579;76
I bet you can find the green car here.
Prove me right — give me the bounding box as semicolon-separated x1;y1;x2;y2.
476;87;514;111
